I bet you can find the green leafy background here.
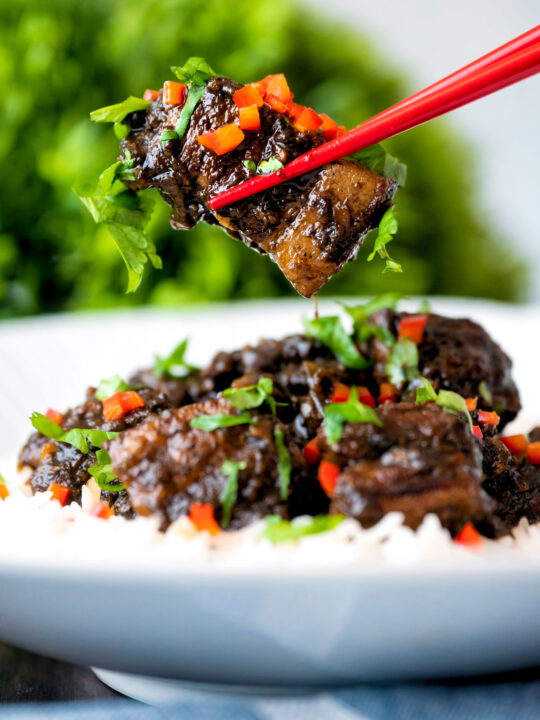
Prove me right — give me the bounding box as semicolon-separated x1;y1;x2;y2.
0;0;524;318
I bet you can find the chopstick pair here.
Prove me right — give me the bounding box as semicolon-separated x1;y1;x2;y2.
210;25;540;211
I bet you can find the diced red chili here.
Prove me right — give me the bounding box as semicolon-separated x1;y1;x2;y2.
249;80;268;97
319;113;339;139
284;102;305;121
143;89;159;101
264;74;293;104
102;390;144;421
49;482;70;506
331;383;351;404
318;460;340;497
264;94;289;114
477;409;500;426
472;425;483;439
163;81;186;107
0;484;8;501
45;408;63;425
527;442;540;465
455;522;482;547
294;107;323;132
90;501;114;519
238;105;261;131
189;503;220;535
465;397;477;412
303;438;320;464
499;434;528;455
398;315;428;345
379;383;397;404
335;125;347;137
198;124;245;155
357;386;376;409
233;85;264;109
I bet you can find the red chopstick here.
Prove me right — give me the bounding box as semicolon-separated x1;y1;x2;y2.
210;27;540;211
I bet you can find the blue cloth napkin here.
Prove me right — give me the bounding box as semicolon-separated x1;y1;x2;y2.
2;681;540;720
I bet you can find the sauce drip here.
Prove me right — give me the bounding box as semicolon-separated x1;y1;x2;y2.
313;294;319;320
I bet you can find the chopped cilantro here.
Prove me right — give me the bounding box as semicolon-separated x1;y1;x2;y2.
274;428;291;500
324;386;382;445
90;96;151;123
113;122;130;140
220;460;246;528
479;380;493;406
416;378;473;431
243;159;257;174
95;375;140;402
153;339;198;379
303;316;370;370
171;57;216;85
257;157;284;175
74;160;161;293
368;207;402;274
261;515;345;543
88;449;125;492
342;294;402;344
160;129;178;145
30;413;118;455
189;412;253;431
223;377;285;415
353;144;407;187
176;83;206;139
384;337;419;387
0;472;5;484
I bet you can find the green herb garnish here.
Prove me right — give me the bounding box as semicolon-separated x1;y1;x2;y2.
261;515;345;544
160;129;178;145
0;472;5;485
324;386;382;445
257;157;284;175
303;316;370;370
368;207;402;274
243;159;257;174
88;448;125;492
153;339;197;379
171;57;216;85
95;375;140;402
30;413;118;455
90;96;151;124
416;378;473;431
223;377;285;415
220;459;246;528
74;160;161;293
479;380;493;406
176;84;206;139
342;294;402;345
189;412;253;431
384;337;419;387
274;428;291;500
353;144;407;187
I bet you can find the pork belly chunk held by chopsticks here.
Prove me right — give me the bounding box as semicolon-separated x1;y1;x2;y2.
122;77;397;297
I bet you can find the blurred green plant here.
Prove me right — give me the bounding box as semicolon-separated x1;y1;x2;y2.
0;0;524;317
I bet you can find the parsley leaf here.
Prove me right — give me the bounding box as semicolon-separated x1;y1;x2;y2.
274;428;291;500
95;375;140;402
385;337;420;387
220;460;246;528
189;413;253;431
176;83;207;139
261;515;345;544
171;57;216;85
243;159;257;174
30;413;118;455
479;380;493;406
223;377;285;415
324;386;382;445
416;378;473;431
0;472;5;485
74;161;161;293
368;207;402;274
303;316;370;370
353;144;407;187
88;448;125;492
160;129;178;145
258;157;284;175
153;339;197;379
90;96;151;123
342;294;402;345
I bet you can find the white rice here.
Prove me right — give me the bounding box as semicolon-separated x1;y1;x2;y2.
1;454;540;573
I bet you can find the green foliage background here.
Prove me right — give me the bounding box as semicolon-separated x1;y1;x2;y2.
0;0;524;318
